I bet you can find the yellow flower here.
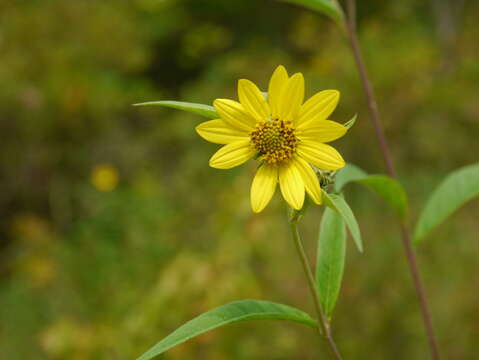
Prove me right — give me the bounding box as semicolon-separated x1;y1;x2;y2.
91;164;119;192
196;65;347;213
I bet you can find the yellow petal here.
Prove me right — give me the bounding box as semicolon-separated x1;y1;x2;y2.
278;73;304;123
279;161;305;210
196;119;249;144
296;90;340;129
250;163;278;213
268;65;289;119
293;156;322;205
296;120;347;143
213;99;256;132
209;140;255;169
238;79;270;122
297;140;345;170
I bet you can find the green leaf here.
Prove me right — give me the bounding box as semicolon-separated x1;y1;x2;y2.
134;100;218;119
334;164;367;192
137;300;317;360
343;114;357;130
316;207;346;317
335;164;408;218
358;176;408;218
279;0;345;25
322;190;363;252
414;163;479;244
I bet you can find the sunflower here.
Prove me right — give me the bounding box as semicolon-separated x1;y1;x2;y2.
196;65;347;213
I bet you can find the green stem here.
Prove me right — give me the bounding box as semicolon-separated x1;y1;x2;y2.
289;211;343;360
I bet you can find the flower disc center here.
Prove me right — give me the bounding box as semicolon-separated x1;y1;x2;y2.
250;119;298;164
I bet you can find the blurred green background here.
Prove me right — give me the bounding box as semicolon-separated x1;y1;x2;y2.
1;0;478;359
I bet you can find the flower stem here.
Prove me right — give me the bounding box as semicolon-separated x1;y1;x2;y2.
343;1;441;359
289;211;343;360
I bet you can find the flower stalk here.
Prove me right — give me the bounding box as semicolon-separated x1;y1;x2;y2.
289;210;343;360
343;0;441;359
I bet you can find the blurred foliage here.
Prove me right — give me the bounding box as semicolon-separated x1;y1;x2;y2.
1;0;479;359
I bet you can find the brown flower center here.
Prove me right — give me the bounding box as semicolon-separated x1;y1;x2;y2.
250;119;298;164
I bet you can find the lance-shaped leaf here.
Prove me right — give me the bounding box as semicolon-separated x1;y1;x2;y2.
334;163;368;191
414;162;479;244
137;300;317;360
134;100;218;119
335;164;408;218
322;190;363;252
279;0;345;25
316;207;346;317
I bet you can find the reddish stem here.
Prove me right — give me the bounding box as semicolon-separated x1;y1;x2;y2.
343;1;441;359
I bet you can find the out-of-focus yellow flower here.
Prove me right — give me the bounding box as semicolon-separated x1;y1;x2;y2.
90;164;119;192
196;65;347;212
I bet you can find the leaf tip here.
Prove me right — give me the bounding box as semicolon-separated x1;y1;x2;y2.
133;101;152;107
344;114;357;129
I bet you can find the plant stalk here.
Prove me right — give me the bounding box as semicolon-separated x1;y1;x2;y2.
343;1;441;359
289;212;343;360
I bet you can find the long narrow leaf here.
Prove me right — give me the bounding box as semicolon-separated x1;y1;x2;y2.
335;164;408;218
414;162;479;244
316;207;347;317
322;190;363;252
137;300;317;360
134;100;218;119
357;176;407;217
334;164;368;192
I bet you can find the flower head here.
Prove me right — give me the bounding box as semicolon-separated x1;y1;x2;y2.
196;65;347;212
91;164;119;192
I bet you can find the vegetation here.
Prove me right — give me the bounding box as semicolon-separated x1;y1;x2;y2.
1;1;478;359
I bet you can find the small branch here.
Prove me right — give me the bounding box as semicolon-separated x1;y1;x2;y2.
289;213;343;360
343;1;441;359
